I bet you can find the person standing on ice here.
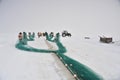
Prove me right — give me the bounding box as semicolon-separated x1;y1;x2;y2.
37;32;40;38
32;32;35;38
22;32;28;45
18;32;22;40
28;32;31;37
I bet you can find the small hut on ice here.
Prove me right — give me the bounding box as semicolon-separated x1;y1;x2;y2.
99;36;112;43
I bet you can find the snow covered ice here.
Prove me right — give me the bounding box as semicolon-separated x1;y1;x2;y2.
0;33;75;80
0;0;120;80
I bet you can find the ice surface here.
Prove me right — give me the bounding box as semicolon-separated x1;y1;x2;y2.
61;36;120;80
0;34;75;80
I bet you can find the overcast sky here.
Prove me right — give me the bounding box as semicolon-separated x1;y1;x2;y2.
0;0;120;36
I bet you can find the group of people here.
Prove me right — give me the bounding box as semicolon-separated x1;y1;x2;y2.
18;32;54;40
37;32;47;38
18;31;71;40
18;32;35;41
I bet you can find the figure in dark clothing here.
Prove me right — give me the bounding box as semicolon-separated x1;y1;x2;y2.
18;32;22;40
37;32;42;38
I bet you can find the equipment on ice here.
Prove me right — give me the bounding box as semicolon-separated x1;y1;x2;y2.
62;30;71;37
99;36;112;43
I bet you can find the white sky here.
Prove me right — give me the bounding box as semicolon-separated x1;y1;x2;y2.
0;0;120;36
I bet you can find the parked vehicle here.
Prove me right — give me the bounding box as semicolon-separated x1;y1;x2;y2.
62;30;71;37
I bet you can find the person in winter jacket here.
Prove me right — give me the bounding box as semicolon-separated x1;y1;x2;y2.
18;32;22;40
